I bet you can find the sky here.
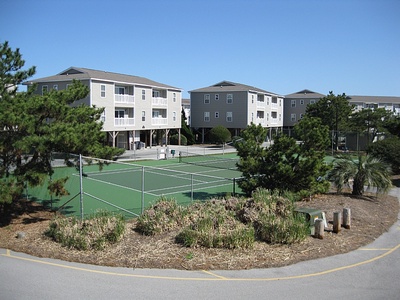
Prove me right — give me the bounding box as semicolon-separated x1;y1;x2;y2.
1;0;399;98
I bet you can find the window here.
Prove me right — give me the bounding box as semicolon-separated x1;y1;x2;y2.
101;109;106;122
204;94;210;104
204;112;210;122
42;85;48;95
142;111;145;121
300;99;304;105
115;110;125;118
279;99;282;106
227;94;233;104
66;84;71;89
101;85;106;97
173;93;176;102
215;112;219;118
300;113;304;119
115;86;125;94
266;113;269;121
310;99;316;104
251;95;254;103
279;114;282;121
152;110;160;118
291;113;296;122
271;111;277;119
215;94;219;101
173;111;176;121
142;90;146;100
226;112;233;122
53;84;58;91
153;90;160;97
291;100;296;107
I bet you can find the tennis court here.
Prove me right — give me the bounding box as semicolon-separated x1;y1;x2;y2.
26;152;243;219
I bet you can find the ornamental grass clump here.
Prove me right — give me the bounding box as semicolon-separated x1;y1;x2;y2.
46;210;125;250
136;197;189;235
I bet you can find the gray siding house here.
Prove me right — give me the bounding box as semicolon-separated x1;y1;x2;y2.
190;81;284;142
25;67;182;149
283;89;325;133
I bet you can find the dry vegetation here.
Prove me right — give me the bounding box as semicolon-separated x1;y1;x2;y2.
0;191;398;270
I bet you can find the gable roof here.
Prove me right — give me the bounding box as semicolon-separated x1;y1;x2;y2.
190;80;281;96
346;95;400;104
24;67;181;91
285;89;325;99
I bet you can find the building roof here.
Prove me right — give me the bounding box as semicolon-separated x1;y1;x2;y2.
346;95;400;104
190;81;281;96
24;67;181;91
285;89;325;99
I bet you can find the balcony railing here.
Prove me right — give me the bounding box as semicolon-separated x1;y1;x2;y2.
152;117;168;125
270;102;278;109
257;101;265;108
152;97;168;106
115;94;134;104
114;118;135;126
256;117;265;125
270;118;278;125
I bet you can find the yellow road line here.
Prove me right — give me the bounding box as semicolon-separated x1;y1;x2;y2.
1;243;399;282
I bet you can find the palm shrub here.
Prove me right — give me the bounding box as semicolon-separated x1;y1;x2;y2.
327;154;392;195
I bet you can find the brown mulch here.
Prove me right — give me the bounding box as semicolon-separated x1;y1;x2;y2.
0;192;398;270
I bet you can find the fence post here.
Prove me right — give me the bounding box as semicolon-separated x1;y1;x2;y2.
314;219;324;239
79;154;84;220
333;211;341;233
191;174;193;202
141;166;145;214
233;178;236;196
343;208;351;229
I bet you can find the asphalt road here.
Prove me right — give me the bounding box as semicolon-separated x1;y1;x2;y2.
1;187;399;300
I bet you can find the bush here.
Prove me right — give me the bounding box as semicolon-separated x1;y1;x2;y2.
46;210;125;250
368;137;400;174
136;197;188;235
209;125;231;144
170;134;187;146
137;190;308;249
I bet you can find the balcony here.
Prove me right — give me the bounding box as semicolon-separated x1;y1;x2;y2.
270;102;278;109
114;118;135;126
257;101;265;108
256;117;265;125
152;97;168;106
115;94;134;104
152;117;168;125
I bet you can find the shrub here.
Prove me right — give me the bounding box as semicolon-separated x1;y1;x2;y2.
368;137;400;174
46;210;125;250
170;134;187;146
135;197;188;235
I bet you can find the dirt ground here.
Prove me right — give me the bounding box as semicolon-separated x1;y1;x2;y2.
0;191;398;271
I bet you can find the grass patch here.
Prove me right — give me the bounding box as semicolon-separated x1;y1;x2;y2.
136;189;308;249
46;210;125;250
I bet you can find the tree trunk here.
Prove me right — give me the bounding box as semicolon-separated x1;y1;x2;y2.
352;176;364;196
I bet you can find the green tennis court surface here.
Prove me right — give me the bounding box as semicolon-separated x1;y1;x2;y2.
26;153;243;219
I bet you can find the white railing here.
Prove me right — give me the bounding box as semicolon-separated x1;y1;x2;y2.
152;97;168;106
152;117;168;125
114;118;135;126
270;102;278;109
257;101;265;108
270;118;278;125
115;94;135;104
256;118;265;125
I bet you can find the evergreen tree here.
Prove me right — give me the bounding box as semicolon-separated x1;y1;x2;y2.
0;41;123;206
236;118;330;196
306;91;354;150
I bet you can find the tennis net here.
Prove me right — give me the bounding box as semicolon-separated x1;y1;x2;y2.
178;150;239;170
